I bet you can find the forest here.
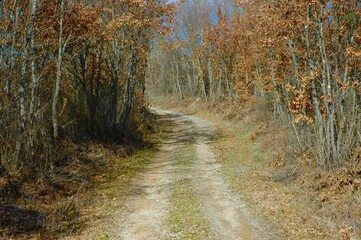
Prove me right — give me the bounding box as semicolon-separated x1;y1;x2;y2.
0;0;172;176
0;0;172;236
0;0;360;238
149;0;361;168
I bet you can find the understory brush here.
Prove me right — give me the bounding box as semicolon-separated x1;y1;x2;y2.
0;109;159;239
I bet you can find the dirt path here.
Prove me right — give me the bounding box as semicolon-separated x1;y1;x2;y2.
75;109;275;239
112;143;175;239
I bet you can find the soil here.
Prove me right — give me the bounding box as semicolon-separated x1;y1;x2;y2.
69;108;279;239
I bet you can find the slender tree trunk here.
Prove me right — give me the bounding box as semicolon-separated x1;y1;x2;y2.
186;67;194;97
288;39;298;76
29;0;38;125
123;47;136;128
8;1;19;97
224;67;232;106
208;58;214;102
20;31;28;135
15;3;30;162
217;69;222;101
197;57;207;101
317;3;335;166
173;55;183;100
52;0;65;139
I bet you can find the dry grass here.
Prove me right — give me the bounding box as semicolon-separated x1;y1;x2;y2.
151;96;361;240
0;141;157;239
57;112;163;239
65;148;156;239
0;110;161;239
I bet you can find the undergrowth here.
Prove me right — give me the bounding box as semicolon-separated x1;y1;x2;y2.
0;109;160;239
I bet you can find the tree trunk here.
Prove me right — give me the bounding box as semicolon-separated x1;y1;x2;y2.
8;1;19;98
123;47;136;128
208;58;214;102
29;0;38;125
197;57;207;101
52;0;65;139
174;55;183;100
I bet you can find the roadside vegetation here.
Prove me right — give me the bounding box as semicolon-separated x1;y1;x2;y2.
149;0;361;168
1;0;360;238
148;0;361;238
0;0;172;238
151;96;361;240
62;147;157;240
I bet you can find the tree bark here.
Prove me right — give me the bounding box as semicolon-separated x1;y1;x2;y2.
29;0;38;125
52;0;65;139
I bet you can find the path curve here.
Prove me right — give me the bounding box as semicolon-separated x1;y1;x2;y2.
72;108;275;240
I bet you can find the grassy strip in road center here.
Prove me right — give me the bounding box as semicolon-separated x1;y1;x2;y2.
167;144;214;240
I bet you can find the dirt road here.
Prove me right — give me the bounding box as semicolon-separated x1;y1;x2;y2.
79;109;275;239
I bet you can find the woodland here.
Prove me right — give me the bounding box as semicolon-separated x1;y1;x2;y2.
0;0;360;238
149;0;361;168
0;0;173;236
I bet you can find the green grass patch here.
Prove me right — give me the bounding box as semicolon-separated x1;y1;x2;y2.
167;144;213;240
169;178;213;240
90;148;156;218
172;144;195;167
